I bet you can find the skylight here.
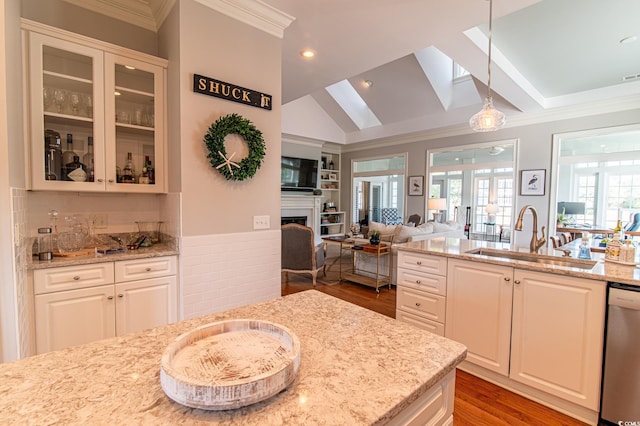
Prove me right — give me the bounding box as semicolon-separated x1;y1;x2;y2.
325;80;382;130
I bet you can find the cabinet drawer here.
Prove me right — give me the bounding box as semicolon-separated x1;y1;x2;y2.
34;263;115;295
397;286;446;323
397;251;447;276
396;310;445;336
397;268;446;295
115;256;177;282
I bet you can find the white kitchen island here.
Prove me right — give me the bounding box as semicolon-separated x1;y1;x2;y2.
0;290;466;425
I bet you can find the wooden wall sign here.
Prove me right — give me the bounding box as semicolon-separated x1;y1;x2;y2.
193;74;272;111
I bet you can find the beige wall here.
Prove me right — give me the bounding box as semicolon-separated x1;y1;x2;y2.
170;0;282;237
340;108;640;248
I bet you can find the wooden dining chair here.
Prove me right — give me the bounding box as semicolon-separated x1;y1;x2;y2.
549;235;562;248
560;232;573;245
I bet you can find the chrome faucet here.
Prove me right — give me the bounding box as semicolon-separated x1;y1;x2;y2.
514;205;546;254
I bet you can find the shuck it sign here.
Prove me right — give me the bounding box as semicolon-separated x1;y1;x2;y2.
193;74;272;110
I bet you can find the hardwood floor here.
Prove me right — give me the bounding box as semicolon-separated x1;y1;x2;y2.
281;262;587;426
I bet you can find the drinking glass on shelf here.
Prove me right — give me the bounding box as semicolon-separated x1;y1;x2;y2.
53;88;66;113
43;87;54;111
133;108;143;126
83;94;93;118
70;92;81;116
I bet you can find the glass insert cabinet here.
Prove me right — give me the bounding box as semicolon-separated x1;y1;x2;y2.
25;23;167;193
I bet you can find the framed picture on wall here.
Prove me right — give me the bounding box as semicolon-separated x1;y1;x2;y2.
520;169;545;196
408;176;424;196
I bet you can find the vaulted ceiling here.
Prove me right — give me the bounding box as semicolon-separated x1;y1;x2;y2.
65;0;640;145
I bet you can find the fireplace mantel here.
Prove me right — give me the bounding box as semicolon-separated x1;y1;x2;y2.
281;195;322;243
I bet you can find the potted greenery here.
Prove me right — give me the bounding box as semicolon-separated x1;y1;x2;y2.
557;207;566;227
369;230;381;245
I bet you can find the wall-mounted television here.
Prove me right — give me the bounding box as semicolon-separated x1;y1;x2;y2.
281;156;318;192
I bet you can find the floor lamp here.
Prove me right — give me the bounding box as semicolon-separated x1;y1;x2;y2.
428;198;447;223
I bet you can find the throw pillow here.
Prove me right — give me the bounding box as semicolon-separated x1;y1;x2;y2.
432;222;455;233
396;225;431;243
368;221;398;239
417;222;434;233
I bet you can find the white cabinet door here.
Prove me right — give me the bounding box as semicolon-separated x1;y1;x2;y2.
446;259;513;375
35;285;115;354
510;269;606;410
104;53;166;193
115;276;176;336
27;31;106;191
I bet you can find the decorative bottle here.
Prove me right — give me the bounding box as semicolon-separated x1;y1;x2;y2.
82;136;94;182
138;158;150;184
121;152;136;183
65;155;87;182
578;236;591;259
146;156;155;184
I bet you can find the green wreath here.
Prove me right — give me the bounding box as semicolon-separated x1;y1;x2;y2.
204;113;266;181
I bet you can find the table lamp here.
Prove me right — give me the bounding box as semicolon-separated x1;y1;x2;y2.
428;198;447;222
486;203;499;224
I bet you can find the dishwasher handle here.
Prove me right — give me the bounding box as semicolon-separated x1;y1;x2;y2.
609;287;640;310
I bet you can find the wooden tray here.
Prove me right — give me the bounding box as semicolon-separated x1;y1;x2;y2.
160;319;300;410
362;243;389;253
53;248;95;257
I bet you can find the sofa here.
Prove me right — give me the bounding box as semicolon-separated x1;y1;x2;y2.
355;219;466;285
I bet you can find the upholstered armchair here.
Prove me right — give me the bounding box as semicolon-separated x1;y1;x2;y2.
381;208;403;225
281;223;326;286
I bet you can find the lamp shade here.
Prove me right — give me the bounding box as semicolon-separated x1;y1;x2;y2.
485;203;499;214
428;198;447;211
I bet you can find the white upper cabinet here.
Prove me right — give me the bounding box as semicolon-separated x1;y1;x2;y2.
24;22;167;193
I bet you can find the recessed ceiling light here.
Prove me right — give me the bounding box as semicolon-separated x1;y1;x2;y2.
300;49;315;59
362;80;373;88
620;35;638;44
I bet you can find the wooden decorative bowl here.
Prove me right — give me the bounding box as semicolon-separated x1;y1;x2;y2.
160;319;300;410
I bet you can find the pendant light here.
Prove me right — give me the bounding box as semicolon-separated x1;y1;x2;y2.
469;0;506;132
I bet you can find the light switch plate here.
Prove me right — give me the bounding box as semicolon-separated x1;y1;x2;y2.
253;215;270;230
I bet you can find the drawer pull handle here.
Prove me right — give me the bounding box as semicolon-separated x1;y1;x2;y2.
73;276;80;281
108;179;115;183
514;280;521;285
107;296;113;300
118;294;124;298
416;280;421;284
504;277;511;282
415;302;421;307
416;261;422;265
145;267;152;272
96;178;104;183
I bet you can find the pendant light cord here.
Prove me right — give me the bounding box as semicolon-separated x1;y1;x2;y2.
487;0;494;99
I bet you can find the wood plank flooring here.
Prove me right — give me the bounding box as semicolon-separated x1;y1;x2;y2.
282;262;587;426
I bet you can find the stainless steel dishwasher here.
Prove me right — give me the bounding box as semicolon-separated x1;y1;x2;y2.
600;282;640;425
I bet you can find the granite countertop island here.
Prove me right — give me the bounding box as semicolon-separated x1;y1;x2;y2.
0;291;467;425
397;237;640;287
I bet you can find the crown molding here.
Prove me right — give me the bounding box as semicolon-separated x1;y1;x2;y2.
64;0;158;32
193;0;294;38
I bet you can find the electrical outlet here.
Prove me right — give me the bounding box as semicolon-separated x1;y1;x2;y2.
92;213;108;229
253;215;270;230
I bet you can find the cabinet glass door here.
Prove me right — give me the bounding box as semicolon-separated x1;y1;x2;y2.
28;33;105;191
104;54;165;193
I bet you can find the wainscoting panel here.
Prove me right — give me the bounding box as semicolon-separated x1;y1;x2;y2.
181;229;281;319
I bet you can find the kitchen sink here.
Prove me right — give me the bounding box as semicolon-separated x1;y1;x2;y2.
466;248;597;270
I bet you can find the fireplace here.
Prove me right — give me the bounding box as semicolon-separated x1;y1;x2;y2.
281;216;307;226
281;194;322;244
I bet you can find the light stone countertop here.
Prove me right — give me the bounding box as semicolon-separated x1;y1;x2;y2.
28;242;179;270
397;237;640;287
0;290;467;425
